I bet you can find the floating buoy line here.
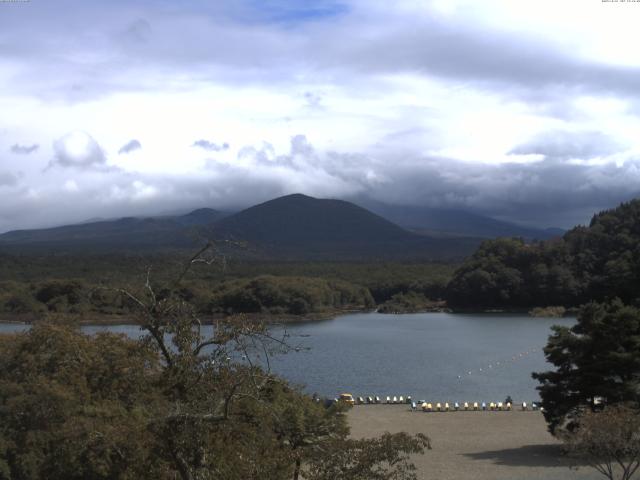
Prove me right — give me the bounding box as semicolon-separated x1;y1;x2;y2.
456;347;541;380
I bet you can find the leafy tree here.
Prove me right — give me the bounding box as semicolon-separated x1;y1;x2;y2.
533;300;640;434
0;243;432;479
563;405;640;480
0;322;164;479
305;432;431;480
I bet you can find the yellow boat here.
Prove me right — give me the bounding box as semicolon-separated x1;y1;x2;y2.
338;393;355;405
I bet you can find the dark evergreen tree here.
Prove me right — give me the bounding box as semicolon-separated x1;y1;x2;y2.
533;300;640;434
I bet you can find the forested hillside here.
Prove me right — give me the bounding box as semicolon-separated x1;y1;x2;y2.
0;256;452;320
446;199;640;309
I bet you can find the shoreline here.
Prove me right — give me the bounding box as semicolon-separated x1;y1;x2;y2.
0;306;571;326
0;308;372;327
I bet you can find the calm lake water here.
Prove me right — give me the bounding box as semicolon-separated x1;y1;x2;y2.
0;312;573;403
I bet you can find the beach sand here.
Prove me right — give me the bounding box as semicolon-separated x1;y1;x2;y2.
348;405;601;480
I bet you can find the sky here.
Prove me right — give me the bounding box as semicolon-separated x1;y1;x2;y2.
1;0;640;232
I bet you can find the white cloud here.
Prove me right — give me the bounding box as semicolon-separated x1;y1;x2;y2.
0;0;639;232
63;179;79;192
50;131;107;169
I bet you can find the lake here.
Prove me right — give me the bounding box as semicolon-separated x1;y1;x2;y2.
0;312;573;403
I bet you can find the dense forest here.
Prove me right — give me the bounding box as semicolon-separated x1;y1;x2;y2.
0;256;453;320
446;199;640;310
2;199;639;320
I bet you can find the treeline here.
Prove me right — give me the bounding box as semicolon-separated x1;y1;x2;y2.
446;199;640;309
0;276;373;319
0;258;454;320
208;276;374;315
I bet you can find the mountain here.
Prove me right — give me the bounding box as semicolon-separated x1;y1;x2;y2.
173;208;229;226
0;195;481;260
210;194;480;260
0;208;226;253
355;200;563;240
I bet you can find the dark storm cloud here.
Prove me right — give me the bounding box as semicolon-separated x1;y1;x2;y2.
0;171;19;187
202;135;640;227
121;18;152;44
10;144;39;155
364;155;640;227
118;139;142;154
509;130;624;160
233;135;640;227
321;23;640;99
2;136;639;232
192;140;230;152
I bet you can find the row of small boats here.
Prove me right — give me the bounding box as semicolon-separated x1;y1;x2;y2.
418;401;532;411
337;394;412;405
339;394;544;411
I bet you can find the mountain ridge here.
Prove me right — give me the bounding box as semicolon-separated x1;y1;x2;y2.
0;193;561;259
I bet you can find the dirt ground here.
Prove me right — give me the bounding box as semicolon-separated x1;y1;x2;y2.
348;405;602;480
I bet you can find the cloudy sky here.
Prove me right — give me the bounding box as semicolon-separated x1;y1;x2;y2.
1;0;640;232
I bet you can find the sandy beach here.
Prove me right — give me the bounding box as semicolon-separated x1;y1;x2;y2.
348;405;601;480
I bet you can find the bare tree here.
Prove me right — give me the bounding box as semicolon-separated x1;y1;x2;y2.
117;241;294;480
